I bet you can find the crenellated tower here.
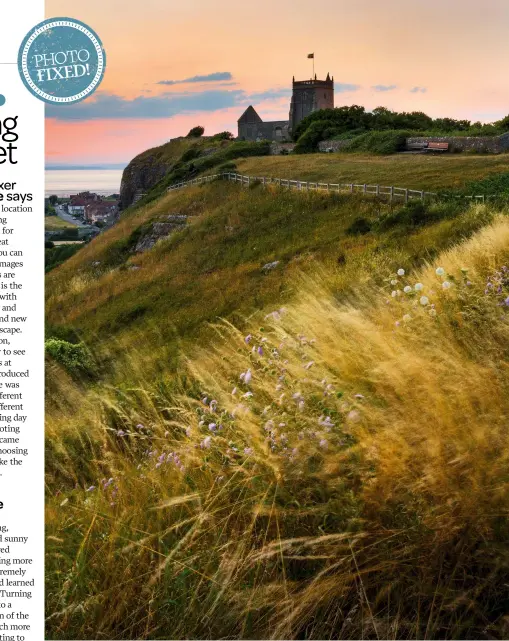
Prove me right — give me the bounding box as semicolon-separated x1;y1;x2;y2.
289;72;334;133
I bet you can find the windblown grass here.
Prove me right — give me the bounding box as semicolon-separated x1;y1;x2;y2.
46;216;509;639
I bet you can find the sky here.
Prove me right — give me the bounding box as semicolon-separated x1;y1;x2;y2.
45;0;509;167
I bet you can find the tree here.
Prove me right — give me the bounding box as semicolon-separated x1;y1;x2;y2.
212;131;234;141
187;126;205;138
49;194;59;205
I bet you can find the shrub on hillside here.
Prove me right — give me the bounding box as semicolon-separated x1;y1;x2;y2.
376;199;468;232
346;216;372;235
45;243;83;272
45;338;96;378
187;126;204;138
345;130;413;154
180;147;201;162
211;131;234;141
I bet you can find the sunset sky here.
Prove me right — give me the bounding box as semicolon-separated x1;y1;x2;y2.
45;0;509;167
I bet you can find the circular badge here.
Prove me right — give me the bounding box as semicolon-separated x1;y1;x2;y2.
17;17;106;104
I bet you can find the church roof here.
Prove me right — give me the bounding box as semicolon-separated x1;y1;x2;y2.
238;105;263;124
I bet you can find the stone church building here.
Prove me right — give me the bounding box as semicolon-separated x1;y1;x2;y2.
238;73;334;142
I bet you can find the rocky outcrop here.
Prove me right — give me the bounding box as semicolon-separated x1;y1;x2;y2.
120;161;172;210
134;215;187;253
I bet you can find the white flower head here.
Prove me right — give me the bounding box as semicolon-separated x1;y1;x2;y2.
442;281;452;290
391;279;398;286
397;268;405;276
420;296;429;306
403;286;412;293
436;267;445;276
414;283;424;291
403;314;412;322
391;290;398;298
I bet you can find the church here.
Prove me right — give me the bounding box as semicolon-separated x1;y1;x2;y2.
238;73;334;142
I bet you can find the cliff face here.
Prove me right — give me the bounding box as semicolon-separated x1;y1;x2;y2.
119;161;172;210
119;137;194;210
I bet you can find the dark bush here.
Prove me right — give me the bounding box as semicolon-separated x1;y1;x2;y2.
181;147;201;162
187;126;204;138
346;217;372;235
211;131;234;141
376;200;463;232
345;130;412;155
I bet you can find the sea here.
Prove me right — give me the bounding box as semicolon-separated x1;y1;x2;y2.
45;169;124;197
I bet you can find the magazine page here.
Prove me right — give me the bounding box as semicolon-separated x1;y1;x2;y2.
4;0;509;639
0;3;44;641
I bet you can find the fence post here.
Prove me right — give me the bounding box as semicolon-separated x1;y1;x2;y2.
363;184;367;194
419;190;424;201
376;185;380;197
350;184;354;194
389;186;394;203
404;189;409;203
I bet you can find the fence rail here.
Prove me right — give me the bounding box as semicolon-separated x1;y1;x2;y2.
166;172;497;204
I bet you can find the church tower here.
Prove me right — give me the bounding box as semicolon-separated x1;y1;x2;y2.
289;73;334;134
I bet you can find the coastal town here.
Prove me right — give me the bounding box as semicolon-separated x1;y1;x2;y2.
45;191;120;271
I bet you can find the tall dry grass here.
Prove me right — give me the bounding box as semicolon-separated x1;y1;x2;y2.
46;217;509;639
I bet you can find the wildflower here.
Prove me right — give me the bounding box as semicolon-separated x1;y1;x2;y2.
354;393;365;399
397;268;405;276
304;361;314;370
243;391;253;399
136;423;144;430
201;436;212;449
442;281;452;290
414;283;424;291
244;369;252;384
391;290;398;298
244;447;253;456
117;430;126;437
504;296;509;306
319;439;328;449
420;296;429;306
298;400;305;412
395;320;401;327
436;267;445;276
403;314;412;322
244;334;252;344
403;286;412;293
231;387;237;395
391;279;398;285
208;423;217;432
85;486;96;492
257;346;263;356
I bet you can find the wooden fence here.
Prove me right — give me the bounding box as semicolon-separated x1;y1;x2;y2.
166;172;496;203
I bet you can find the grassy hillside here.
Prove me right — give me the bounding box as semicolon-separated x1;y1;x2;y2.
46;181;493;381
46;184;509;638
233;152;509;191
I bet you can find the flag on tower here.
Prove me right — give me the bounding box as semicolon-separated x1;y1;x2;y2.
307;53;314;59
